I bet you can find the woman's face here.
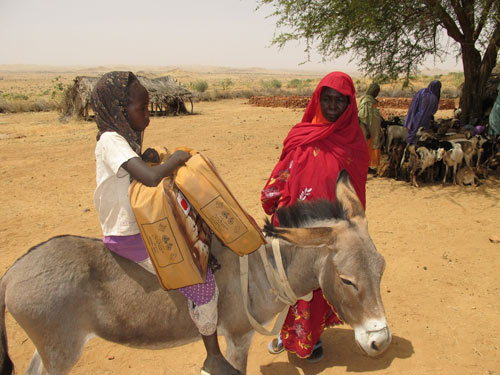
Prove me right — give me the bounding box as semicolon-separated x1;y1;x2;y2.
320;86;349;123
127;83;150;132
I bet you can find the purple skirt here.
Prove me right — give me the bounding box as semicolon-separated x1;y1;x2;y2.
103;234;215;305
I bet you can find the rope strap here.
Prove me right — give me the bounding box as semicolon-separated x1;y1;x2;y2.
239;239;312;336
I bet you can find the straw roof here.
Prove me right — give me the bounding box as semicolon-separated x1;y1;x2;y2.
60;74;193;120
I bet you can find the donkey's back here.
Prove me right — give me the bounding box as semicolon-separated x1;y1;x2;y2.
0;235;201;375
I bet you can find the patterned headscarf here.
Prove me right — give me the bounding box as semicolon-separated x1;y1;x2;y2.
91;71;142;154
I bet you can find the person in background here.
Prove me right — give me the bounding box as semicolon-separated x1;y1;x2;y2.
261;71;370;362
358;83;383;172
404;80;442;143
488;83;500;137
91;71;240;375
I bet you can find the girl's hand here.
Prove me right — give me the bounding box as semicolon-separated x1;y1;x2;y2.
172;150;192;165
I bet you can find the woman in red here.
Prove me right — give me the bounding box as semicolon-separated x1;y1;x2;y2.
261;71;370;361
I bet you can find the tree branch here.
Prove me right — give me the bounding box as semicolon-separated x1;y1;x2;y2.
423;0;465;42
479;20;500;86
473;0;495;41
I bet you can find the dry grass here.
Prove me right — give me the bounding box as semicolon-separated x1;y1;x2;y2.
0;66;463;113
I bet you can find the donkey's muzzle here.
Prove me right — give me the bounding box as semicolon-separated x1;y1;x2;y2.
354;323;392;357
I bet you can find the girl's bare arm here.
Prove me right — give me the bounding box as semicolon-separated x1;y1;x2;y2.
122;150;191;187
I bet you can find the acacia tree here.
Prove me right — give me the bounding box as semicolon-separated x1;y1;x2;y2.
259;0;500;123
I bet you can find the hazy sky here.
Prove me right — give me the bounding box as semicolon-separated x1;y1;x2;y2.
0;0;461;72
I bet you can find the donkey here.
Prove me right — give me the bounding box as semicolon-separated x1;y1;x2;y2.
0;171;391;375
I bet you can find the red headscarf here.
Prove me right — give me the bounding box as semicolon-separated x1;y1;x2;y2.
261;72;370;217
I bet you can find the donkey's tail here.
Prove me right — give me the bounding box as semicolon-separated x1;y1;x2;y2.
0;276;14;375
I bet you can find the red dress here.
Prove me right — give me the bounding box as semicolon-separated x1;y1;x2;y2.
261;72;370;358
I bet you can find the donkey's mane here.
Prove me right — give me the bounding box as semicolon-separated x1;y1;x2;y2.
274;199;346;228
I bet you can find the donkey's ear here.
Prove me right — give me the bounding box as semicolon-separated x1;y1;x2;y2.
264;219;336;247
335;170;365;219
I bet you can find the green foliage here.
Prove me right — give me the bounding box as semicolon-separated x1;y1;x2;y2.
2;92;29;100
259;0;500;121
450;71;465;86
52;76;64;91
191;80;209;93
260;79;282;89
287;78;303;88
259;0;499;82
220;78;234;90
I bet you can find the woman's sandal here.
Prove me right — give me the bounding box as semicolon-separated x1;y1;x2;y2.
306;340;324;363
267;335;285;354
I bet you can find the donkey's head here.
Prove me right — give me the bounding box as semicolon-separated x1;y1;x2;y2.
264;170;391;357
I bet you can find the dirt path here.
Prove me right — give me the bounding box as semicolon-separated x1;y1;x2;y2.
1;99;499;374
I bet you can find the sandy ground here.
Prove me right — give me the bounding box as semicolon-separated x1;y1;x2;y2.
1;99;499;375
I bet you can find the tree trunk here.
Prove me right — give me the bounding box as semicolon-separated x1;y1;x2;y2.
459;44;483;125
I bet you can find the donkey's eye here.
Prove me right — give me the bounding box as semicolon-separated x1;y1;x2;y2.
340;277;358;290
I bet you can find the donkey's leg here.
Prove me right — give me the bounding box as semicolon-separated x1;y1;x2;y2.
224;331;254;374
26;350;42;375
25;328;89;375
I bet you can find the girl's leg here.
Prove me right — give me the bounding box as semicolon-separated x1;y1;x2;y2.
187;287;240;375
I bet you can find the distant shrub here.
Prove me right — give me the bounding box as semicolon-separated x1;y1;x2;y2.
287;79;303;89
260;80;282;90
2;93;29;100
356;84;368;94
220;78;234;90
450;72;464;86
441;87;459;99
0;97;59;113
271;80;282;89
191;80;208;93
0;99;13;113
379;88;415;98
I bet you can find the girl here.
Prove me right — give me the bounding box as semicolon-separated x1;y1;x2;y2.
91;71;240;375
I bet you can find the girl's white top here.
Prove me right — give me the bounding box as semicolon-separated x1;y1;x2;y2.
94;131;140;236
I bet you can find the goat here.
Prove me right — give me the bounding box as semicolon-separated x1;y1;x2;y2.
376;138;406;179
416;126;436;141
386;125;408;154
476;135;500;168
456;136;479;168
438;142;464;184
408;145;442;187
389;139;406;180
456;166;480;187
436;118;460;136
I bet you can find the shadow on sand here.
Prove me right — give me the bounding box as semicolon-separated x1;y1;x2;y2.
260;328;413;375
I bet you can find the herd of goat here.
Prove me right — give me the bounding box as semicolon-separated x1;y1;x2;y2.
375;116;500;187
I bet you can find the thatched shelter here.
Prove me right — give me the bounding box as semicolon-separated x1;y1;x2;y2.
61;75;193;120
